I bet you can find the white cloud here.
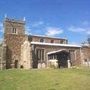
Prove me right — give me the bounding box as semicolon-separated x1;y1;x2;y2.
69;41;80;45
82;21;89;26
25;26;32;35
45;27;63;36
86;30;90;34
0;22;3;33
68;26;86;32
0;22;3;27
32;21;44;27
68;25;90;35
0;38;3;44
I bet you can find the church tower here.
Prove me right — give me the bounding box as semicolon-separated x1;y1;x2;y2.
4;18;25;35
4;18;27;69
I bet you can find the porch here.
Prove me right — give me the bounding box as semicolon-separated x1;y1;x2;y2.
47;50;71;68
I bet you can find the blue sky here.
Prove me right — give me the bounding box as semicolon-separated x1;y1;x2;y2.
0;0;90;44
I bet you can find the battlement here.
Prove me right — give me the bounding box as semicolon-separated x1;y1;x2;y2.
4;18;25;24
4;18;25;35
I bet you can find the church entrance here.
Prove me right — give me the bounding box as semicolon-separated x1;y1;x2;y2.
48;50;70;68
57;51;70;68
14;60;18;68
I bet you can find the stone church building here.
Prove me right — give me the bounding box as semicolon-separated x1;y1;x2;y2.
0;18;90;69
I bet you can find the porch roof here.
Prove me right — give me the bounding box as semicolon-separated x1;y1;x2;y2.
47;49;67;55
31;42;81;48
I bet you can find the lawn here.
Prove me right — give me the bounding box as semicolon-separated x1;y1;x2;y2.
0;68;90;90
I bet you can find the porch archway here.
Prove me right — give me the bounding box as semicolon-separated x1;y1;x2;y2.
57;50;70;68
47;50;70;68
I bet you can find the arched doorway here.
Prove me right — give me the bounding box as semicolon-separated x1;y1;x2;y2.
57;51;70;68
14;60;18;68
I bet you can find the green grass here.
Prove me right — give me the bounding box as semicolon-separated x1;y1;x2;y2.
0;68;90;90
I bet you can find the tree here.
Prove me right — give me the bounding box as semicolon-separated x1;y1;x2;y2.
87;35;90;44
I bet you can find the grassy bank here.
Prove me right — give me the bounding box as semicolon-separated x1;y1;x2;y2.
0;68;90;90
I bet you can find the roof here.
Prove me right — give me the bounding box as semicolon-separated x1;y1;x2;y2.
31;42;81;48
47;49;67;55
30;34;67;40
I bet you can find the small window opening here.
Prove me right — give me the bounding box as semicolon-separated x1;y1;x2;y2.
12;28;17;34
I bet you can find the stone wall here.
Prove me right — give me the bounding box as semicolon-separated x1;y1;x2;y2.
4;34;27;68
0;43;6;70
31;36;68;44
0;46;2;69
4;18;27;69
31;44;81;68
81;46;90;66
21;40;31;69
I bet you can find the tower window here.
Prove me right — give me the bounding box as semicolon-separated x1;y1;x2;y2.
12;28;17;34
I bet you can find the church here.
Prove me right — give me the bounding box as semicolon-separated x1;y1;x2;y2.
0;18;90;69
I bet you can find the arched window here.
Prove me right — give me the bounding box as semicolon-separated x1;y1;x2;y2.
40;38;44;42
